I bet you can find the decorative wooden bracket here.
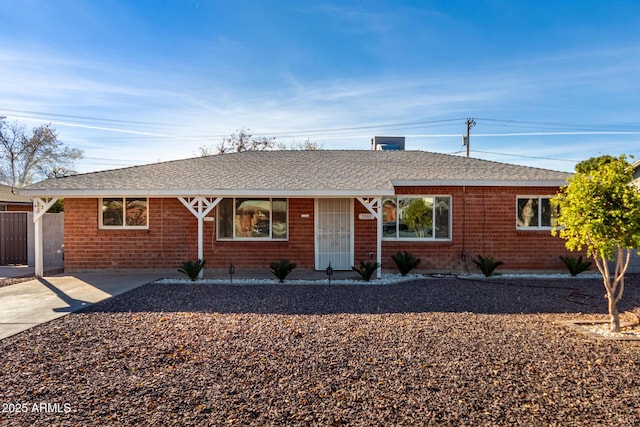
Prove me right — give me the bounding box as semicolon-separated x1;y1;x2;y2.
33;197;59;222
178;196;221;219
356;197;381;219
178;197;222;278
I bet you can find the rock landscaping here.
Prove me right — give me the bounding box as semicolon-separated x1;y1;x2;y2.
2;275;640;426
0;276;34;289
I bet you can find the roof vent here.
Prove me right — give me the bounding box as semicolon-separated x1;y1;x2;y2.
371;136;405;151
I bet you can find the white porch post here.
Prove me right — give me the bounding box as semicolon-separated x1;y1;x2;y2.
357;197;383;278
178;197;222;277
32;197;59;277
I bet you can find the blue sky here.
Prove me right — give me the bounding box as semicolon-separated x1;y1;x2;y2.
1;0;639;174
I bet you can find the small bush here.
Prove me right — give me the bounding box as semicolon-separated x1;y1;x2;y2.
559;255;592;276
270;259;297;283
178;259;205;281
391;251;421;276
352;261;381;282
472;255;504;277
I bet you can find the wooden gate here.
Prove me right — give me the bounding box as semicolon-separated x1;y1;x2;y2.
0;213;28;265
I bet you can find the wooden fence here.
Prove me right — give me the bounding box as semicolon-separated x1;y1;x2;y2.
0;212;27;265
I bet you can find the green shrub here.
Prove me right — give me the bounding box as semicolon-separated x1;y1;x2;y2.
352;261;381;282
559;255;592;276
178;259;205;281
391;251;421;276
472;255;504;277
270;259;297;283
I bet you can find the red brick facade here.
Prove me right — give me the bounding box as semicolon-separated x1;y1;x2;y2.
63;186;578;273
202;198;316;270
64;198;198;270
1;204;32;212
380;186;577;272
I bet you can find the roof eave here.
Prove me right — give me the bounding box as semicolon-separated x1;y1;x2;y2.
391;179;569;187
18;188;393;198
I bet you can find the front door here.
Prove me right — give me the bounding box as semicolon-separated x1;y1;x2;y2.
315;198;353;270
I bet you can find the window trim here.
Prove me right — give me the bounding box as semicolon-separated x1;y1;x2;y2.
99;197;149;230
382;195;452;241
516;195;557;230
216;197;289;241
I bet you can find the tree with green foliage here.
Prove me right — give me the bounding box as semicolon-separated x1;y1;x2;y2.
574;155;616;174
403;198;432;238
552;155;640;332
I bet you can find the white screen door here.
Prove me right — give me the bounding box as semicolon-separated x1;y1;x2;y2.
315;198;353;270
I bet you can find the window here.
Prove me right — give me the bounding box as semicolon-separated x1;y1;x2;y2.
100;197;148;229
382;196;451;240
217;198;288;240
517;196;558;229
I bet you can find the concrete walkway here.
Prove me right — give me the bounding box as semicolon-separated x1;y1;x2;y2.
0;270;170;340
0;267;365;341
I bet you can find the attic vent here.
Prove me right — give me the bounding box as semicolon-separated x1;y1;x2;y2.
371;136;405;150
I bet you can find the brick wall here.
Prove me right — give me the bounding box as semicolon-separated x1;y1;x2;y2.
63;198;316;271
63;189;578;272
377;186;579;273
354;200;378;263
202;198;316;269
64;198;197;270
4;204;32;212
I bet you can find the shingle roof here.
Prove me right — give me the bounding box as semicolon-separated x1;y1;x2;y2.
22;150;572;197
0;184;32;203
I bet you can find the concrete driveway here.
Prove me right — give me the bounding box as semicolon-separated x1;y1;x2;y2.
0;270;171;340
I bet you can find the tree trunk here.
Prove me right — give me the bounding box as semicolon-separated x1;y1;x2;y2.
595;253;627;333
608;294;621;333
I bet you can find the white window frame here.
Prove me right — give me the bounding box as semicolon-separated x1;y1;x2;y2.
99;197;149;230
216;197;289;241
382;195;452;241
516;196;557;230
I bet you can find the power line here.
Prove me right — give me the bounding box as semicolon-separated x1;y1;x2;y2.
4;109;640;149
255;118;465;136
83;157;149;163
475;117;640;132
472;149;580;163
2;108;466;140
0;108;204;130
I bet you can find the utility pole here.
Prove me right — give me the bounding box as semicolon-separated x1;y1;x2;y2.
464;118;476;157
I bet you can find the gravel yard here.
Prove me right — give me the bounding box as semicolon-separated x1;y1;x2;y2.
2;275;640;426
0;276;37;289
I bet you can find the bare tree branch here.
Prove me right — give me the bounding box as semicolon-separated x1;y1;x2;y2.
0;117;83;187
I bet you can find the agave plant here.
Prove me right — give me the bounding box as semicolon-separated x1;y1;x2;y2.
178;259;205;281
270;259;297;283
391;251;421;276
352;260;381;282
472;255;504;277
559;255;592;276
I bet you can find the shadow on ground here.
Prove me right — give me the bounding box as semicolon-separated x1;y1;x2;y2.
37;278;93;312
79;275;640;316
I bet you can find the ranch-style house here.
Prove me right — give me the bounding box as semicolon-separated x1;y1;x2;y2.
21;149;577;277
